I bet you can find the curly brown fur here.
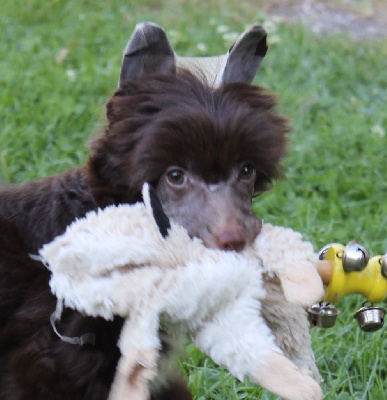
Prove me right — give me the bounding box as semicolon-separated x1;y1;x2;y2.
0;71;289;399
89;73;288;198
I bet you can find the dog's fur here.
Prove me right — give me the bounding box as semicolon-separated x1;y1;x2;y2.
0;69;289;399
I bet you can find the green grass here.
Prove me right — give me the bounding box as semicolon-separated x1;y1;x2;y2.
1;0;386;399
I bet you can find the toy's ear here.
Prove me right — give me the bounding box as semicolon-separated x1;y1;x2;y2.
119;23;267;89
175;25;267;87
221;25;268;85
119;22;176;88
142;183;171;238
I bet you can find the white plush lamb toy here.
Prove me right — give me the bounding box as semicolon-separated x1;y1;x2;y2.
39;184;324;400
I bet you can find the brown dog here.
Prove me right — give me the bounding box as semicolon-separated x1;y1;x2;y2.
0;23;288;399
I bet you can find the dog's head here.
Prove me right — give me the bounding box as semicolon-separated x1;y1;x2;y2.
88;23;289;252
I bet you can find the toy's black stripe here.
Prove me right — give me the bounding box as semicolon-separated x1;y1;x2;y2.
148;185;171;238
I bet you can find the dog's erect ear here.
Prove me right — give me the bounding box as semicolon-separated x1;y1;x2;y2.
119;22;176;88
221;25;268;85
142;183;171;238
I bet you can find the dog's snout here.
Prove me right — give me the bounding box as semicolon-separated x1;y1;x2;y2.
214;228;246;252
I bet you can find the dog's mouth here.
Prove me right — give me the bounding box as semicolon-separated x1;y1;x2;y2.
156;165;262;253
180;214;262;253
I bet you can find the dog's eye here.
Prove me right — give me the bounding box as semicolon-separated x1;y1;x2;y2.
166;169;187;186
239;163;255;181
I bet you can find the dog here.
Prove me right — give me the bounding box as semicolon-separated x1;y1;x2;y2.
0;23;290;399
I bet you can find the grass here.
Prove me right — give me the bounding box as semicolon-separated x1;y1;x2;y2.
1;0;386;398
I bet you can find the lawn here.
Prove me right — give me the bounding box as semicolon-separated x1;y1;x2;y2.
0;0;386;399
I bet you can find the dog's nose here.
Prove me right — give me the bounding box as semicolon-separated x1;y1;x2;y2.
214;229;246;252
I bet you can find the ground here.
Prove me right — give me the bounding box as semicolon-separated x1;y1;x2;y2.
262;0;387;40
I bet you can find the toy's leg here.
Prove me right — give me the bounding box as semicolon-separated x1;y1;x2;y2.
108;318;160;400
254;350;323;400
261;275;321;381
279;260;325;306
192;295;322;400
254;224;324;306
109;348;157;400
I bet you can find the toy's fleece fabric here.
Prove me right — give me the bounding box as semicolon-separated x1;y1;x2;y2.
38;184;324;400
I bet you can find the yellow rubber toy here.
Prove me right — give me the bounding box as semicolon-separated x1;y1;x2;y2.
321;243;387;303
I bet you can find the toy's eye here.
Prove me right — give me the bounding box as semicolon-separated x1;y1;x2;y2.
239;163;256;181
166;169;187;186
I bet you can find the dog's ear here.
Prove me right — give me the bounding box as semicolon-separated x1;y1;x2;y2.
119;22;176;88
221;25;268;85
142;183;171;238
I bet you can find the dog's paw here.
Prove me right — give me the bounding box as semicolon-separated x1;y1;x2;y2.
254;351;323;400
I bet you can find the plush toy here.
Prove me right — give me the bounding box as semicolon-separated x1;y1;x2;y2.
39;184;324;400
